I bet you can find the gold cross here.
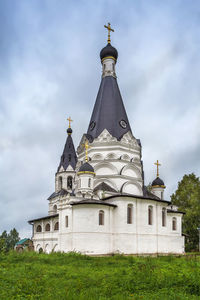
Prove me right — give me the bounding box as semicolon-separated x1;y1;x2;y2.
82;140;91;162
154;160;161;177
104;22;114;44
67;116;73;128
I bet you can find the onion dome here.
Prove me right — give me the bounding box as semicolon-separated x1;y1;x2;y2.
152;177;165;187
100;43;118;61
67;127;72;135
78;162;95;174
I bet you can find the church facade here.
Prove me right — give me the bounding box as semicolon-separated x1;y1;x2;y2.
28;24;185;255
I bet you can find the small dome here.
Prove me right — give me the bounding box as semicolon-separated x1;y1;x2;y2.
79;162;94;173
100;43;118;61
152;177;165;187
67;128;72;135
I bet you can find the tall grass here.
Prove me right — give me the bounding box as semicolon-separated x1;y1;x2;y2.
0;251;200;299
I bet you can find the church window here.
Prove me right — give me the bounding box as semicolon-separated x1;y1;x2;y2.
148;206;153;225
58;176;62;190
65;216;68;227
88;178;91;188
54;222;59;231
67;176;73;189
53;205;57;213
36;225;42;232
127;204;133;224
99;210;104;225
172;217;177;231
162;208;166;227
45;223;50;231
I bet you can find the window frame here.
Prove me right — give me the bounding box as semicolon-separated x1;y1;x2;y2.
127;204;133;224
99;210;104;226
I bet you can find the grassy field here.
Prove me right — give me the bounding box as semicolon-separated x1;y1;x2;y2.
0;252;200;300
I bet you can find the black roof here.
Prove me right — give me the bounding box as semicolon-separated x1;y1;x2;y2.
100;43;118;61
57;128;77;171
79;162;94;173
94;182;117;193
104;194;171;204
71;199;117;207
87;76;132;141
28;214;59;224
47;189;69;200
152;177;165;187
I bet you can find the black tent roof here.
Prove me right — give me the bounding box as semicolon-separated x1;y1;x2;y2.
57;129;77;171
87;76;132;141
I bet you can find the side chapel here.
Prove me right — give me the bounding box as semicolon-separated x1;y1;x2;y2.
28;24;185;255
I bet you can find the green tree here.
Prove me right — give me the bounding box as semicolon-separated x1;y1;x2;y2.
7;228;20;250
0;228;20;252
171;173;200;252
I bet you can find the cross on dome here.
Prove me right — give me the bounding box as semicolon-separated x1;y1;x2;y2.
154;160;161;177
104;22;114;44
67;116;73;128
82;140;91;162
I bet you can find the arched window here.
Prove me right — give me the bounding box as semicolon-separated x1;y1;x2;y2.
53;205;57;213
65;216;68;227
58;176;62;190
148;206;153;225
162;208;166;227
88;178;91;188
36;225;42;232
67;176;73;189
172;217;177;231
99;210;104;226
127;204;133;224
54;222;59;231
45;223;50;231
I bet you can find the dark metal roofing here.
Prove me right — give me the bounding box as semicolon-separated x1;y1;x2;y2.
71;199;117;207
87;76;132;141
57;129;77;171
94;182;117;193
143;186;160;200
47;189;69;200
152;177;165;186
100;43;118;61
104;194;171;204
28;214;59;224
167;209;185;215
79;162;94;173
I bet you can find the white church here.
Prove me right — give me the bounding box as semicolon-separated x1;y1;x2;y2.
28;24;185;255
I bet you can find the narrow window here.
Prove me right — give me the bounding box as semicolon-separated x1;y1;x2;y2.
88;178;91;188
36;225;42;232
65;216;68;227
45;223;50;231
67;176;73;189
58;176;62;190
127;204;133;224
148;206;153;225
172;217;177;231
161;191;164;200
162;208;166;227
99;210;104;226
53;205;57;213
68;154;71;161
54;222;59;231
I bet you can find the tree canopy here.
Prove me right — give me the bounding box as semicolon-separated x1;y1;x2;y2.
171;173;200;251
0;228;20;252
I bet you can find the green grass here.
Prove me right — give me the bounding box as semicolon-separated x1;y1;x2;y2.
0;252;200;300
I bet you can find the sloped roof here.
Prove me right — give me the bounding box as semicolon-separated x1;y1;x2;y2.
87;76;132;141
57;130;77;171
71;199;117;207
94;182;117;193
47;189;69;200
15;238;30;245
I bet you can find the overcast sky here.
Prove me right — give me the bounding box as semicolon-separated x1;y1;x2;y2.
0;0;200;238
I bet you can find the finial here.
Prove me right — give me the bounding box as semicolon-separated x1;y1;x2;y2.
67;116;73;128
154;160;161;177
82;140;91;162
104;22;114;44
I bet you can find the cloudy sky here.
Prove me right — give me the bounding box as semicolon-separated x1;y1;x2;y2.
0;0;200;238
